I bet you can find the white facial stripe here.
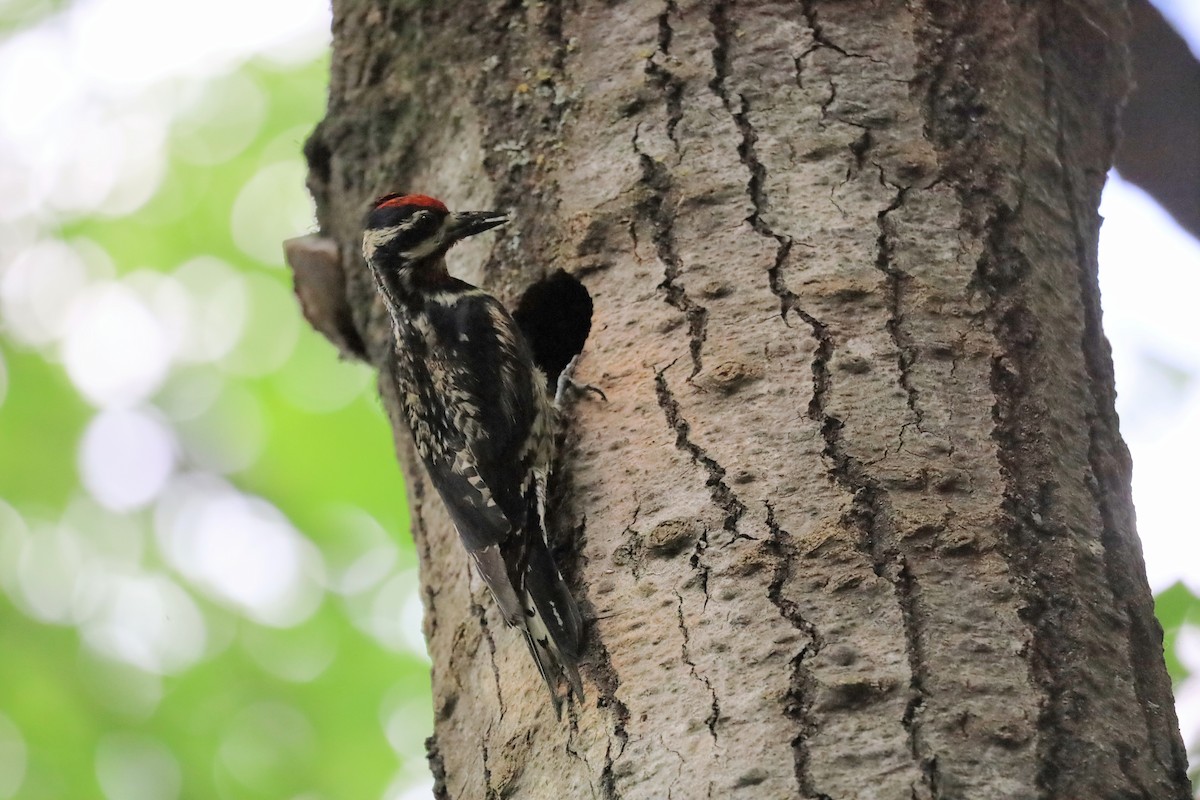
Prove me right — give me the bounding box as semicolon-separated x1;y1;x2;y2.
362;223;408;263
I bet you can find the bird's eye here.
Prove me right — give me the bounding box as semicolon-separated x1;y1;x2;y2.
413;210;433;223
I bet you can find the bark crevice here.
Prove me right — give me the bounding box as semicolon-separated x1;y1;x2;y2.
872;172;926;444
574;512;630;800
765;501;830;800
674;590;720;743
634;126;708;378
653;362;749;541
646;0;684;151
801;269;940;799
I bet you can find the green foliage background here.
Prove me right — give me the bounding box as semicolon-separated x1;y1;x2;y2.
0;38;434;800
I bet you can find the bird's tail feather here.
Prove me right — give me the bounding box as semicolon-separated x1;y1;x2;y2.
520;537;584;711
469;537;584;714
468;544;524;626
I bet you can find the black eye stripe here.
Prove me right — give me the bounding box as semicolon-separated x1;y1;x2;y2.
387;215;442;251
391;229;426;250
409;213;440;237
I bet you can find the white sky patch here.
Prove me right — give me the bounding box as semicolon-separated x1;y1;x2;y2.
1099;173;1200;593
1178;624;1200;761
79;408;177;512
1177;678;1200;755
1152;0;1200;57
62;282;172;408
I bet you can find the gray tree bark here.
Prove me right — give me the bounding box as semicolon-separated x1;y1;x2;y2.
293;1;1191;798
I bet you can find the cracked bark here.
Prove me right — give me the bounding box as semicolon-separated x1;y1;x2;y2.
296;1;1190;798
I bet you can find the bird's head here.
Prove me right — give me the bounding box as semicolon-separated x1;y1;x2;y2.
362;193;508;272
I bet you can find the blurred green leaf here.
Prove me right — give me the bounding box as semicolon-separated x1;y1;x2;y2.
0;343;90;511
1156;580;1199;684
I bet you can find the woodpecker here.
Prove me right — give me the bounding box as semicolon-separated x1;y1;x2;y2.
362;192;584;711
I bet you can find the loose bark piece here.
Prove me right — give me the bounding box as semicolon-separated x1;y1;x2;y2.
284;234;368;360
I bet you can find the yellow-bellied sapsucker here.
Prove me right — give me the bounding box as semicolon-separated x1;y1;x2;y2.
362;193;583;711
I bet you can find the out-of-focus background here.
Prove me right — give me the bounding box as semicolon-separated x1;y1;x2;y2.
0;0;1196;798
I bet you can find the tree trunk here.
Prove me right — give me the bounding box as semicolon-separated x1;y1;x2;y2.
294;1;1191;797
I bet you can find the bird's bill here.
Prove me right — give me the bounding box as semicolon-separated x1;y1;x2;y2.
447;210;509;241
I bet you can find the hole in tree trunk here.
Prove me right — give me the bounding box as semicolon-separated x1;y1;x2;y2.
512;270;594;392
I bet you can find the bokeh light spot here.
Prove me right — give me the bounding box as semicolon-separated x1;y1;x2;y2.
155;474;325;627
318;506;398;596
95;732;181;800
241;617;338;683
173;71;266;165
381;688;432;758
383;777;436;800
0;500;28;598
63;283;171;408
0;26;73;149
79;408;177;512
172;256;248;364
218;701;315;793
57;110;168;217
79;649;164;720
154;364;225;422
82;571;208;674
348;571;427;659
275;329;373;413
63;495;147;567
174;382;265;474
15;521;84;624
230;160;314;266
0;239;92;347
220;272;299;377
